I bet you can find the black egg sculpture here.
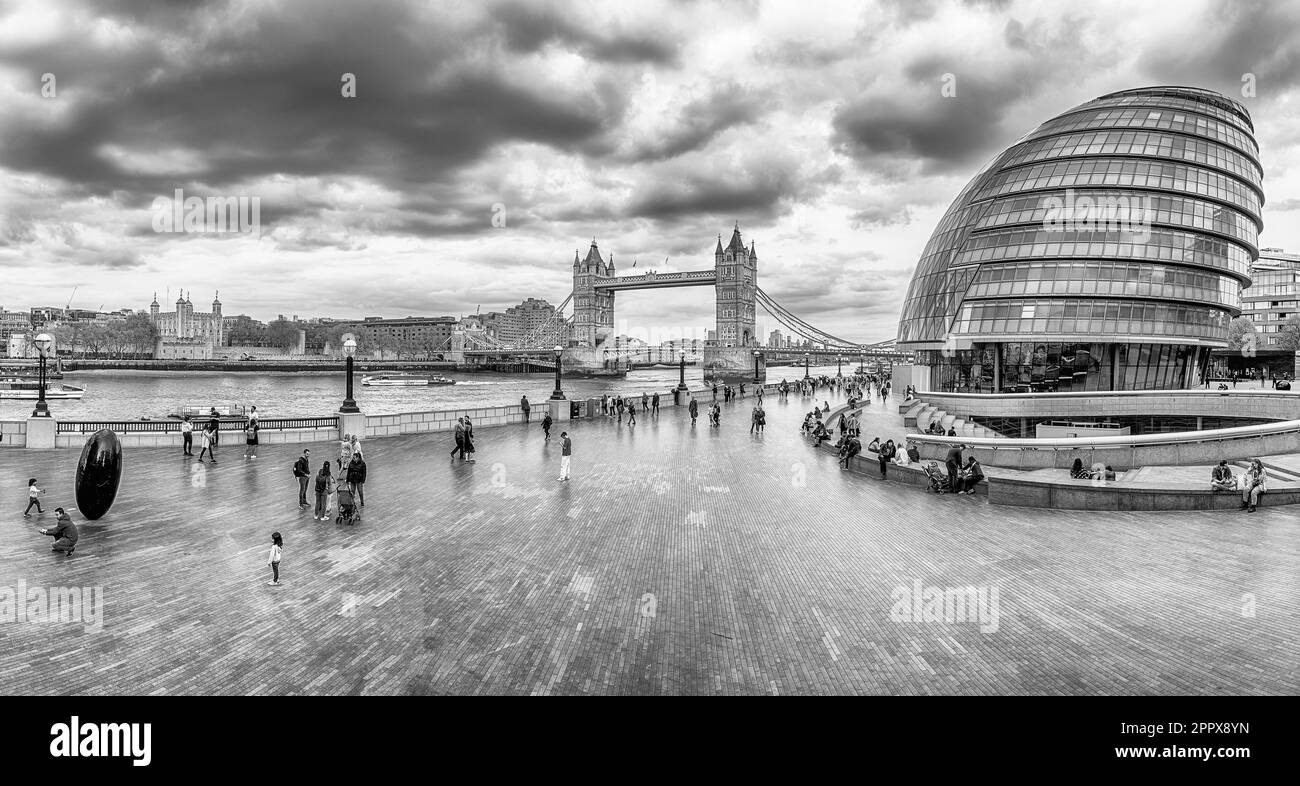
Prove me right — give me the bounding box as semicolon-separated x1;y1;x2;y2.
75;429;123;520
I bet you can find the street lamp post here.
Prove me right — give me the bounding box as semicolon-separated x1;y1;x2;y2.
339;337;360;413
676;349;689;392
753;350;761;383
550;346;566;400
859;352;866;374
837;355;843;378
804;352;810;379
32;333;53;418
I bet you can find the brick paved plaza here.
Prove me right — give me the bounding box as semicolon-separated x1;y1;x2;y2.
2;391;1297;695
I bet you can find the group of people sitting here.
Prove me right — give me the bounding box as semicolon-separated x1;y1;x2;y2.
1211;458;1268;512
924;419;957;437
1068;458;1118;482
1071;456;1269;512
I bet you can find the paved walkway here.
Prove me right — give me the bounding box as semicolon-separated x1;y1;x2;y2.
1;390;1296;695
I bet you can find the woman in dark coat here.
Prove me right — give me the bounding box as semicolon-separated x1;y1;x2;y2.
346;453;367;506
462;417;476;462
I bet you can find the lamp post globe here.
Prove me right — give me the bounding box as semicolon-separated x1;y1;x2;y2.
550;345;566;400
339;337;360;414
32;333;53;417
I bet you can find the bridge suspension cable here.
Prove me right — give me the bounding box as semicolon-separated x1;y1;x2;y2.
755;287;895;351
510;291;574;350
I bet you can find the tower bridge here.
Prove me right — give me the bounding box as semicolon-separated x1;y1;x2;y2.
458;224;907;381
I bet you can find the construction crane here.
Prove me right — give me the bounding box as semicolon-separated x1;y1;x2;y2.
65;285;77;312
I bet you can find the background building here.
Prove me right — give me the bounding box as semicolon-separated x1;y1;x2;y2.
1242;248;1300;346
0;308;30;357
151;291;224;359
353;316;457;355
897;85;1262;393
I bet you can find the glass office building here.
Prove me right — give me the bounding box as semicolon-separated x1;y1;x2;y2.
897;86;1262;393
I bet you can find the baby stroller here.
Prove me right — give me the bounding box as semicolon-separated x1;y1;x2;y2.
922;462;949;493
335;484;361;525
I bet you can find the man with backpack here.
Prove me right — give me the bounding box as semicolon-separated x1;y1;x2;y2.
541;411;553;440
292;449;311;507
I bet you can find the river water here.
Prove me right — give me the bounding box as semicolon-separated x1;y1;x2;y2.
1;364;848;420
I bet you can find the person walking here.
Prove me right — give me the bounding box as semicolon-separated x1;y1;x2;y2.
267;532;283;586
181;416;194;456
38;507;78;554
313;462;334;520
616;396;624;422
750;405;761;434
451;417;466;460
601;394;609;416
347;452;367;507
23;478;44;517
641;392;648;413
557;431;572;481
462;416;476;462
197;419;218;463
688;397;698;425
542;411;553;440
293;449;311;508
243;407;260;459
652;392;659;415
520;395;531;423
628;404;637;425
712;383;718;402
208;411;221;449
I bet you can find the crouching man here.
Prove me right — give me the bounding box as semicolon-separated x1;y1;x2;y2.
38;507;79;554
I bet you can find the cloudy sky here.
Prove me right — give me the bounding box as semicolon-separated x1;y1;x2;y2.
2;0;1299;343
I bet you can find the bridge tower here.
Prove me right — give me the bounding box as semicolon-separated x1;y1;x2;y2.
715;223;757;347
704;223;762;383
572;239;616;348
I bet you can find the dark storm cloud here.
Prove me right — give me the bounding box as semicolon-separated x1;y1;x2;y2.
831;79;1015;174
0;0;629;203
628;167;796;221
1137;0;1300;97
489;0;681;64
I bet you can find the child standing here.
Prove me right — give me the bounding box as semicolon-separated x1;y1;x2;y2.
24;478;43;517
267;532;283;586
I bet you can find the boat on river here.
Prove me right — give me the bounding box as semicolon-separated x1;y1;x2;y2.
0;378;85;400
362;373;454;386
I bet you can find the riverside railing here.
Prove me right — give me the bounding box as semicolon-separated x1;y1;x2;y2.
56;416;338;434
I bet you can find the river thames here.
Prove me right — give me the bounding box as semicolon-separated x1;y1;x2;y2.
0;364;846;420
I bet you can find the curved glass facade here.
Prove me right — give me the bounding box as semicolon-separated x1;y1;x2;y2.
897;86;1262;393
